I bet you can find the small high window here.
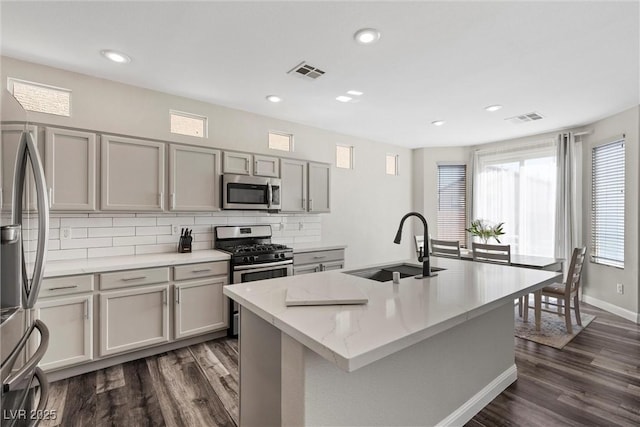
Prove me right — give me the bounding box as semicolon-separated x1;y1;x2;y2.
7;77;71;117
336;145;353;169
386;154;398;175
268;131;293;152
170;110;207;138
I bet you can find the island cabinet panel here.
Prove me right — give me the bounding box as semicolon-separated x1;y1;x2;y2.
1;124;38;212
44;127;97;211
293;249;345;274
99;284;170;356
101;135;165;211
33;294;93;371
307;162;330;213
174;276;228;339
169;144;221;211
254;154;280;177
280;159;307;212
223;151;252;175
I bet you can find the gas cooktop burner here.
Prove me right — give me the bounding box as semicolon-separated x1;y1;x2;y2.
231;243;290;254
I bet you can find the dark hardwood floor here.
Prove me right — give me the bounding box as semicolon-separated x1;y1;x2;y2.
42;303;639;426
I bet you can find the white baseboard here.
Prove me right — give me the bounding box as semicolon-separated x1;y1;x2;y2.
436;364;518;427
582;295;639;323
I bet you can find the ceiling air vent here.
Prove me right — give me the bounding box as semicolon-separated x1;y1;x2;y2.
287;61;326;80
506;112;544;124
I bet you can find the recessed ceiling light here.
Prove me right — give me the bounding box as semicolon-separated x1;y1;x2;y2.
266;95;282;103
485;104;503;112
100;49;131;63
347;90;363;96
336;96;353;103
431;120;445;126
354;28;381;44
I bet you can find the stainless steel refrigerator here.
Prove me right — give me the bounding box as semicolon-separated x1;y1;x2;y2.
1;93;50;426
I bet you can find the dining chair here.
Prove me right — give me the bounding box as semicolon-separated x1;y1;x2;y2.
472;243;523;316
414;235;425;259
431;239;461;259
531;247;587;334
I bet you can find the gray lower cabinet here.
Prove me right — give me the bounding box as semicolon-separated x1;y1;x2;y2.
32;294;93;371
174;277;228;339
45;127;97;211
101;135;166;211
293;249;345;275
169;144;221;211
99;284;170;356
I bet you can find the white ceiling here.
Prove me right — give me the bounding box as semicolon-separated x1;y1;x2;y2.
1;1;638;148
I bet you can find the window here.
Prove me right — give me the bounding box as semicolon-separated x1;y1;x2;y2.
386;154;398;175
437;164;467;246
7;77;71;117
268;131;293;152
473;141;557;256
591;138;625;268
336;145;353;169
170;110;207;138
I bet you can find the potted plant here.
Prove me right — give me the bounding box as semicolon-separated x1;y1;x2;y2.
465;219;505;244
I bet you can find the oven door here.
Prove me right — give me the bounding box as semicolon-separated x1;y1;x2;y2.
232;260;293;284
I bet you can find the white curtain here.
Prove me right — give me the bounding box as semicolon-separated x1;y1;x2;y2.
472;140;558;256
555;132;582;274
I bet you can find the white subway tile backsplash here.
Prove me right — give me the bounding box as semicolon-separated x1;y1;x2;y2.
113;235;156;246
88;246;135;258
60;237;112;249
46;212;321;261
88;227;135;238
113;217;156;227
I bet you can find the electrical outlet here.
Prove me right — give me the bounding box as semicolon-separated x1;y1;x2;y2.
172;225;180;236
298;222;304;230
60;226;71;240
617;283;624;294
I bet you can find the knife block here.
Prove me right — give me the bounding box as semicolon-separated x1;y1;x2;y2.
178;235;192;253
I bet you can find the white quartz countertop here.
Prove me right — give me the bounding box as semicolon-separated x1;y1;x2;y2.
43;249;230;277
224;257;561;372
291;242;347;253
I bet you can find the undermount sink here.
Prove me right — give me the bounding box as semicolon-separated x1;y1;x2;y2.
344;263;445;282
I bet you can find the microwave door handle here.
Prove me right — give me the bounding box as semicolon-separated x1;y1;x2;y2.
267;182;273;208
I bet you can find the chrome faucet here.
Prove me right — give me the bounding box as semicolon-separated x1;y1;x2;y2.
393;212;436;278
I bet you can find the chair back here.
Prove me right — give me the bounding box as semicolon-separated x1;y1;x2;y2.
565;247;587;296
431;239;461;259
472;242;511;265
414;235;425;258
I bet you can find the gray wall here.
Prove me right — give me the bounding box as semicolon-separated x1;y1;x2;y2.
1;56;414;269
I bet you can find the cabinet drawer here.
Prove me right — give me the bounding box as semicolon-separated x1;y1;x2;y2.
100;267;170;290
174;262;228;281
294;249;344;266
41;275;94;297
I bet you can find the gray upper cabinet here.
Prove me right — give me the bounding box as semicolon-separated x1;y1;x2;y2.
223;151;252;175
45;127;97;211
308;162;331;213
254;154;280;177
281;158;307;212
169;144;221;211
101;135;166;211
1;124;38;212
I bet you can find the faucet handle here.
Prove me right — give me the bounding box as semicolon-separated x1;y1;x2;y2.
418;246;424;262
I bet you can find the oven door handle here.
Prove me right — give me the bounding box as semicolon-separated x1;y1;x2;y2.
233;260;293;272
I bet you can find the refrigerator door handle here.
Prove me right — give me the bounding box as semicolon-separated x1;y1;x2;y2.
2;320;49;393
12;130;50;309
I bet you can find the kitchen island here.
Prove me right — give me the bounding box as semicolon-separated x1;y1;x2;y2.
223;257;561;426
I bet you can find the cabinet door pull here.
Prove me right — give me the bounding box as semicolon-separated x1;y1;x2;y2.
163;289;168;305
121;276;147;281
48;285;79;291
176;288;181;304
309;199;314;211
171;193;176;209
313;255;326;259
0;188;3;209
192;268;211;273
84;300;89;319
302;198;306;210
48;188;53;208
255;160;258;172
159;192;164;208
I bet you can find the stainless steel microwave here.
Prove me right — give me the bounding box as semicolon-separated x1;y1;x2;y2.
222;174;281;211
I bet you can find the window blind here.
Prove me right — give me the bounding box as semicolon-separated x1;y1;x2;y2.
437;164;467;247
591;139;625;268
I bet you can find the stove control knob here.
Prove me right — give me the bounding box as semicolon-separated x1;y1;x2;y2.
274;253;279;259
249;256;256;262
280;253;286;259
243;257;249;263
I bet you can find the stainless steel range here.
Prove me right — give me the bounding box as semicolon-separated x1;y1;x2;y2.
214;225;293;336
